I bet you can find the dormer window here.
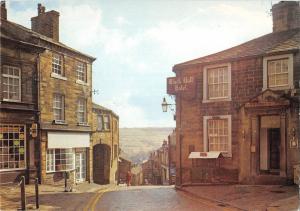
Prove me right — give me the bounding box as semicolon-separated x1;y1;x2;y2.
263;54;293;90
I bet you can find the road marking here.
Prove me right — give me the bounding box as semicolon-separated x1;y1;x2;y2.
84;186;116;211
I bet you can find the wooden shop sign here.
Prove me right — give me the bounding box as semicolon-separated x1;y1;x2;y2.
167;75;196;95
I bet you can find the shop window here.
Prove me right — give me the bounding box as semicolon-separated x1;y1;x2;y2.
0;124;25;170
46;149;75;172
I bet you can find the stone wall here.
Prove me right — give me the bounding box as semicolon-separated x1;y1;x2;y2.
91;108;119;184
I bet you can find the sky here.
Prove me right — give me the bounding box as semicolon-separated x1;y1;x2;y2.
7;0;282;127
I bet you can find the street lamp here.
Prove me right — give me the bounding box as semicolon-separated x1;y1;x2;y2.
161;97;175;112
161;97;182;186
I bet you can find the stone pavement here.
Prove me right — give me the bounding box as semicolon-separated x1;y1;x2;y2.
0;182;114;210
176;184;299;211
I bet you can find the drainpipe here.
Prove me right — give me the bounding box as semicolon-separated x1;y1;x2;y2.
36;53;42;184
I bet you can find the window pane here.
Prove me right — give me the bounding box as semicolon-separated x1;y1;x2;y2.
207;66;228;99
207;119;229;152
0;124;25;170
267;59;289;87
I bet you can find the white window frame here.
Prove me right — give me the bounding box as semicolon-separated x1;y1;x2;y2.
46;148;75;173
77;99;87;124
53;94;65;122
76;62;86;83
1;65;21;102
203;115;232;157
203;63;231;103
263;54;293;91
52;53;63;75
0;124;26;172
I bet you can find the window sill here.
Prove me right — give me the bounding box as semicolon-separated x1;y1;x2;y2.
0;168;26;172
76;80;89;86
52;120;68;125
202;98;231;103
77;122;89;127
51;73;67;81
2;99;21;103
262;86;293;91
46;169;75;173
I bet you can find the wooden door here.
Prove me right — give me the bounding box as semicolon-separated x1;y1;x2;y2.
93;144;111;184
268;128;280;170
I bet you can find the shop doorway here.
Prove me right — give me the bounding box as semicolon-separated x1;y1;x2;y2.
75;150;87;183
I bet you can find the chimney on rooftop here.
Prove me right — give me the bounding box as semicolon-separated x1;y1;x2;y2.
272;1;300;32
31;3;59;41
1;1;7;20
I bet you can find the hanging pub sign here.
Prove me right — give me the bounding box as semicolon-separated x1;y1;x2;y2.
167;75;196;96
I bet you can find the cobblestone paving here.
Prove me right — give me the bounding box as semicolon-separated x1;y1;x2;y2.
95;186;229;211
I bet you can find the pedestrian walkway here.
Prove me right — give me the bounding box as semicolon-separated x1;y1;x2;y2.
0;182;115;210
176;184;299;211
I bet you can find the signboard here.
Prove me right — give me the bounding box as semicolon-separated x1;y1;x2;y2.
188;151;221;159
167;76;196;96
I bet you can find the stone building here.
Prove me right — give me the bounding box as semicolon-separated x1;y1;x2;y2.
0;2;45;184
1;3;96;184
118;156;131;184
91;103;119;184
168;1;300;185
168;130;176;184
142;151;162;185
131;164;143;186
159;140;169;185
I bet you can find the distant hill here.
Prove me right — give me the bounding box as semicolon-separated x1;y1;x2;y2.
119;127;174;164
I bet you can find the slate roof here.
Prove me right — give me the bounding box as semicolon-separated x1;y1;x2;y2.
173;28;300;71
1;19;96;61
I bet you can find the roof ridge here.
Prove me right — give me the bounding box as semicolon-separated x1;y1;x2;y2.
173;28;299;70
3;19;96;60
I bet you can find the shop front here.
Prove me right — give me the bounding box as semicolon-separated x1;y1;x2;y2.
0;123;38;184
42;131;90;184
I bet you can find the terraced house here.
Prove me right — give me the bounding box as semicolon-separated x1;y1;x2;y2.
168;1;300;185
0;3;96;184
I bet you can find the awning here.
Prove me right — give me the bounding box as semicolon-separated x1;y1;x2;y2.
48;132;90;148
188;152;221;159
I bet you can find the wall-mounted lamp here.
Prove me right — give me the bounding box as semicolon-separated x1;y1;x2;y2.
161;97;175;113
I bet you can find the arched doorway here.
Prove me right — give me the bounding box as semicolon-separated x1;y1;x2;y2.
93;144;111;184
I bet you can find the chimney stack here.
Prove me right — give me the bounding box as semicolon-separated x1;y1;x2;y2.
1;1;7;20
272;1;300;32
31;4;60;41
